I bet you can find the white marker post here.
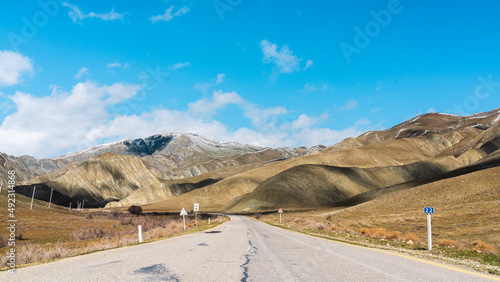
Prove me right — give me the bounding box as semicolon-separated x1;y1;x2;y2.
81;200;85;213
424;207;434;250
48;187;54;208
69;202;72;210
180;208;188;231
278;208;283;223
138;225;143;243
209;218;211;225
194;203;199;226
30;186;37;210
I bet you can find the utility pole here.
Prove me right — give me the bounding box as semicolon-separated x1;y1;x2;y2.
48;187;54;208
30;186;37;210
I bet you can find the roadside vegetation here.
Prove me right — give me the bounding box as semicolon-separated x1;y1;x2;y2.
0;190;225;270
254;212;500;276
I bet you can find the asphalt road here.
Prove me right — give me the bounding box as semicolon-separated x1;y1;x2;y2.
2;215;498;281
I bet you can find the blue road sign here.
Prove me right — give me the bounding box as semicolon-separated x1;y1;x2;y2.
424;207;434;214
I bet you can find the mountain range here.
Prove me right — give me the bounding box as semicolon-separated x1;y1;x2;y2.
2;108;500;212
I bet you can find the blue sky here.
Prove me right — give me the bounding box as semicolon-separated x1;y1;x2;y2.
1;0;499;158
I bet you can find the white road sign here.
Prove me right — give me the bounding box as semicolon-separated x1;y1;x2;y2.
194;203;199;212
180;208;188;216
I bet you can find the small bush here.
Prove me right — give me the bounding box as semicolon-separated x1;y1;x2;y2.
306;220;325;230
437;239;458;248
128;205;143;215
358;227;387;239
253;213;262;220
331;225;353;233
385;231;403;240
71;227;115;241
404;233;421;243
292;217;306;224
471;240;496;254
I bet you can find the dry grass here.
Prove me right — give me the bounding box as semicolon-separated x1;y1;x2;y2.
305;220;326;230
70;227;116;241
358;228;387;239
472;240;496;254
0;233;6;248
330;225;353;233
437;239;459;248
404;233;421;243
0;191;223;270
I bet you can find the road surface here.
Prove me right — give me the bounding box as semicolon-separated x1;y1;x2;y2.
2;215;498;281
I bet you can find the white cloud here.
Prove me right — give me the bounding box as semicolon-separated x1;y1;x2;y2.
150;6;189;23
188;90;243;117
193;73;226;93
337;99;358;112
107;62;129;69
260;40;314;80
300;83;317;93
304;60;314;70
62;3;127;23
291;114;320;130
0;81;141;158
74;67;89;79
216;73;225;84
171;62;191;70
0;80;373;158
260;39;300;75
0;50;33;87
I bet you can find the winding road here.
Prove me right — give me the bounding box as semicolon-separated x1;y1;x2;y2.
2;215;498;281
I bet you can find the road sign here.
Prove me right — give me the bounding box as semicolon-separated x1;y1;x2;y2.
278;208;283;213
194;203;199;211
180;208;188;231
180;208;188;216
424;207;434;250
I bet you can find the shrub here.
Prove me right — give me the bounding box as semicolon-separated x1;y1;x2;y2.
292;217;305;224
471;240;496;254
128;205;143;215
306;220;325;230
331;225;353;233
437;239;458;248
358;227;387;239
71;227;115;241
404;233;421;243
253;213;262;220
385;231;403;240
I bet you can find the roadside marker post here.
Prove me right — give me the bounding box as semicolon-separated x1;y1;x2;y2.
48;187;54;208
180;208;188;231
209;218;211;225
138;225;143;243
278;208;283;223
424;207;434;250
30;186;37;210
194;203;199;226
